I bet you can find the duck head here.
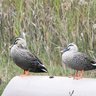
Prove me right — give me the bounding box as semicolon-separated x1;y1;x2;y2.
9;37;27;49
61;43;78;53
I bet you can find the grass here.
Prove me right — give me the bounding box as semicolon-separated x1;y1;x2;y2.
0;0;96;95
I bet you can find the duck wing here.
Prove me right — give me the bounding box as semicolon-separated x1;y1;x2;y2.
19;49;48;72
72;52;96;70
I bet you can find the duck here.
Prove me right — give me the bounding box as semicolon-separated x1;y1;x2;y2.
61;43;96;79
9;37;48;76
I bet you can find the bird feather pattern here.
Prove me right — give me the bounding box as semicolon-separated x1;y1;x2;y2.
11;44;47;72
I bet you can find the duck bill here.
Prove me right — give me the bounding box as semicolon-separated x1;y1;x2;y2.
61;47;69;53
9;43;15;49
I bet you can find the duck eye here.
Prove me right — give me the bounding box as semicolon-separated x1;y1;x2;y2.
15;41;18;44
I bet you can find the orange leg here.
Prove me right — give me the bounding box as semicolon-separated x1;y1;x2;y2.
69;70;78;78
19;70;30;77
23;70;25;75
69;70;84;79
74;70;84;79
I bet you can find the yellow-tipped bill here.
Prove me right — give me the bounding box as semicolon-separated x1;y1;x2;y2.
60;50;64;53
61;47;69;53
9;46;12;49
9;43;15;49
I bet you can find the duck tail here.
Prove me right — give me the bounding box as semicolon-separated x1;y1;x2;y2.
92;63;96;66
41;65;48;73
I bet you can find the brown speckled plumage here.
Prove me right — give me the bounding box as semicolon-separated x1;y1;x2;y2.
61;43;96;71
61;43;96;79
10;37;48;73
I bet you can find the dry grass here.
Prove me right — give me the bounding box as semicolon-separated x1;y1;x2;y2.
0;0;96;95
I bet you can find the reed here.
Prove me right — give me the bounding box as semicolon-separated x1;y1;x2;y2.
0;0;96;95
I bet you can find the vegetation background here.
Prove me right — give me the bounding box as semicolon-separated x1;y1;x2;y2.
0;0;96;95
